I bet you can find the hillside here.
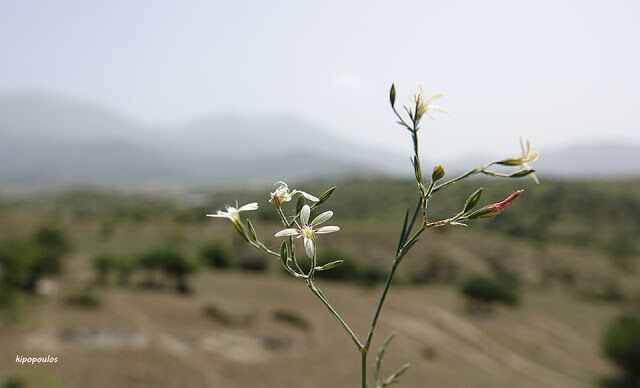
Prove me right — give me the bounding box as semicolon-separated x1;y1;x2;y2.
1;178;639;387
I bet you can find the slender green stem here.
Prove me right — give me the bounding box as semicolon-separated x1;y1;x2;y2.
307;280;364;350
365;258;400;350
432;161;496;194
361;351;368;388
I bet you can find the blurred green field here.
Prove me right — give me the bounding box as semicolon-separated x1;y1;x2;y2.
1;178;639;388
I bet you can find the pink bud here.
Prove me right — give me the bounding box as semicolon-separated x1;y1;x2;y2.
494;189;524;211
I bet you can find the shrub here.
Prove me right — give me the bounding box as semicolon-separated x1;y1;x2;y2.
200;243;232;269
602;314;640;384
32;226;69;257
203;303;233;325
2;376;25;388
138;247;172;287
0;241;64;293
204;303;253;326
115;257;136;287
161;251;197;294
272;309;311;332
64;288;102;308
460;275;519;312
92;254;117;284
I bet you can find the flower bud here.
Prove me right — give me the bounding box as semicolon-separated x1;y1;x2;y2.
467;190;524;219
389;83;396;107
432;164;445;181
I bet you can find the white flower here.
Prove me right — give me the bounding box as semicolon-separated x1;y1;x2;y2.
269;181;319;207
206;201;259;223
270;181;292;207
274;205;340;258
412;84;447;120
519;137;540;184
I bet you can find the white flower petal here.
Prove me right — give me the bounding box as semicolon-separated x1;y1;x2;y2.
311;211;333;227
304;237;315;258
300;191;320;202
315;226;340;234
519;137;527;157
428;92;444;101
206;213;231;219
238;202;259;212
275;228;300;237
433;105;448;113
300;205;311;225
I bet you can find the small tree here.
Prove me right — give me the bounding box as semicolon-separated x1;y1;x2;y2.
460;275;519;313
92;254;117;284
200;242;232;269
161;250;197;293
602;314;640;386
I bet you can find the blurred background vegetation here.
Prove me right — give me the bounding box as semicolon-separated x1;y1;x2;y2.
1;177;639;387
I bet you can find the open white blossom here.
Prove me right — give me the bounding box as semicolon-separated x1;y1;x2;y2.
274;204;340;258
206;201;258;223
519;137;540;184
412;84;447;120
270;181;319;207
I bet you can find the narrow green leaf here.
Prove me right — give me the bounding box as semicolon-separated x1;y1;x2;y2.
463;187;484;213
279;241;288;262
383;363;411;386
316;187;336;206
509;169;535;178
396;209;410;254
316;260;343;271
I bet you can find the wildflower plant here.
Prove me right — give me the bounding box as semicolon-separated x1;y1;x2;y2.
207;83;538;387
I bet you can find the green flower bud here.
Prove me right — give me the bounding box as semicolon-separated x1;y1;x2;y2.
432;164;445;181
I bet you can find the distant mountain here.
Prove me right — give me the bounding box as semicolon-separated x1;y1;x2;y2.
0;93;638;192
0;93;406;191
533;142;640;178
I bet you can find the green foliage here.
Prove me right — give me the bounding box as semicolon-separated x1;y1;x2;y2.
92;254;117;284
64;288;102;308
200;242;232;269
32;226;69;256
114;257;136;287
0;232;68;293
602;314;640;383
460;275;520;312
203;303;254;326
138;246;197;293
2;376;25;388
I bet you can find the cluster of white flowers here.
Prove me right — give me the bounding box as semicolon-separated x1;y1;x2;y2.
207;181;339;267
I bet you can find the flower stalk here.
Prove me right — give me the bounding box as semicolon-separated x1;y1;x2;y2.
206;83;538;387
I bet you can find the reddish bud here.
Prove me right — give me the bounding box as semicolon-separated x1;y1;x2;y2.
495;189;524;211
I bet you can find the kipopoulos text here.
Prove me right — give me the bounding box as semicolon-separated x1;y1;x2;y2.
16;355;58;365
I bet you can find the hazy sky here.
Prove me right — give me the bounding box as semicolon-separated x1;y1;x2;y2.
1;0;639;161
